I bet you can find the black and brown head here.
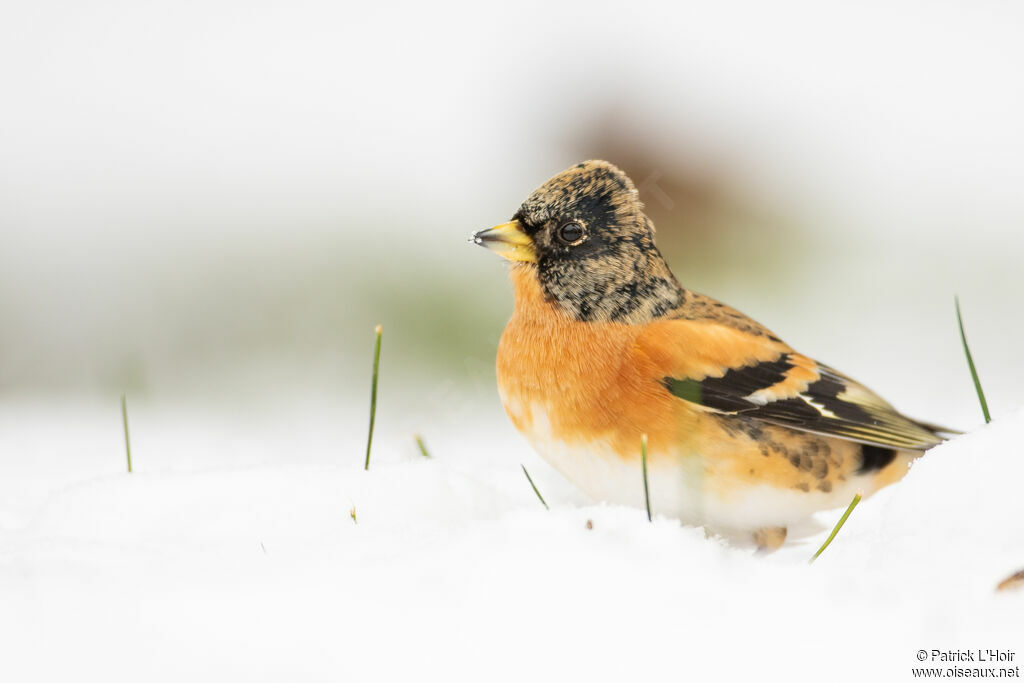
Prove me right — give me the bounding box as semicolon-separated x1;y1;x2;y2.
473;160;684;324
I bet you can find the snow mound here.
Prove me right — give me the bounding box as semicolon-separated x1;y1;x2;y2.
1;402;1021;682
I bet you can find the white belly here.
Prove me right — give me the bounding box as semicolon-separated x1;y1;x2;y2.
507;398;872;536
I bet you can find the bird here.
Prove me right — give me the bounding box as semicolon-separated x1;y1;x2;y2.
472;160;951;551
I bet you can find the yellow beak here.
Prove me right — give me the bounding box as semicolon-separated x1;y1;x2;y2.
471;220;537;263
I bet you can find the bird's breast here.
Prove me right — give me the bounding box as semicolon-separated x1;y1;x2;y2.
496;267;682;459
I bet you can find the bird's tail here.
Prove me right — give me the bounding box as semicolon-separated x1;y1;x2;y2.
910;418;963;439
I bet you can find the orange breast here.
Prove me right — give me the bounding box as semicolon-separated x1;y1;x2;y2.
496;266;693;460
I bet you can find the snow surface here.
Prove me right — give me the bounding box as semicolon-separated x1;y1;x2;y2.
2;396;1022;682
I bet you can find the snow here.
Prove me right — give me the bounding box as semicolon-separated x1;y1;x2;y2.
2;396;1021;682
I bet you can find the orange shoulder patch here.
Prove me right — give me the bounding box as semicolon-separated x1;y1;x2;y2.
633;318;792;382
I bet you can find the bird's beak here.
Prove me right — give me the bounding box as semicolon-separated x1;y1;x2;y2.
471;220;537;263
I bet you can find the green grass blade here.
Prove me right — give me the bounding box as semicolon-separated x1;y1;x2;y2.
521;465;549;510
641;433;652;522
414;434;431;458
364;324;383;470
955;297;991;423
121;393;133;473
809;493;861;564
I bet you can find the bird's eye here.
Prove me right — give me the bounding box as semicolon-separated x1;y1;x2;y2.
557;221;586;245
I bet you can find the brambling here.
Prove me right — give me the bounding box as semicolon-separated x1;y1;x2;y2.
473;160;950;550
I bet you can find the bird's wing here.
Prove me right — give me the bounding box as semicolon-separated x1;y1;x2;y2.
634;318;945;450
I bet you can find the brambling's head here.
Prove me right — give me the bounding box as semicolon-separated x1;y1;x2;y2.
473;160;683;323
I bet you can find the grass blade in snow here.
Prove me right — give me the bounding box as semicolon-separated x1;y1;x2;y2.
414;434;431;458
641;433;652;522
809;494;861;563
121;393;133;474
955;297;991;423
364;325;383;470
521;465;549;510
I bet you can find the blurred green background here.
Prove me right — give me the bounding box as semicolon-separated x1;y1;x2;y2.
1;0;1021;431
